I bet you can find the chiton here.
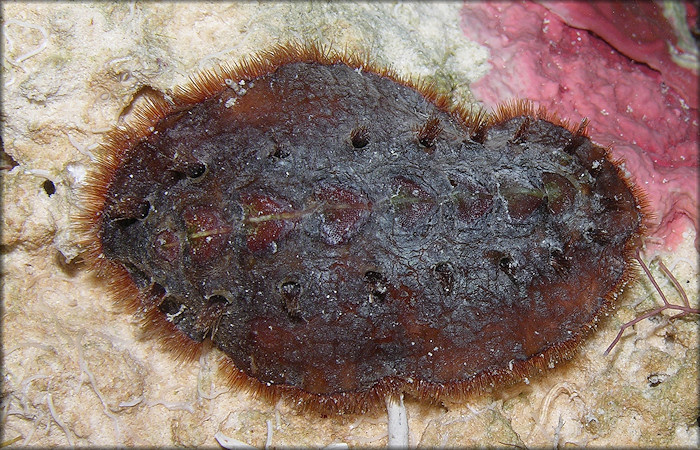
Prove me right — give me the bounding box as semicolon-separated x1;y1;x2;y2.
76;44;647;414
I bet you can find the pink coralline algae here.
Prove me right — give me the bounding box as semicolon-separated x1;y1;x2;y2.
542;1;698;109
460;1;698;251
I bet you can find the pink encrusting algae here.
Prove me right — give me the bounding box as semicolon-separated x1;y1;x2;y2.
460;1;698;251
541;1;698;109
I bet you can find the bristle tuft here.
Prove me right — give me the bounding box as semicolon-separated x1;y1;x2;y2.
416;116;443;149
488;99;592;138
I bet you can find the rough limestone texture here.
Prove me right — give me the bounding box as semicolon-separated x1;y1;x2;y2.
2;2;698;447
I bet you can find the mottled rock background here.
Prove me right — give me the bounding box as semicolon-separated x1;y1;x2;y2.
2;2;697;447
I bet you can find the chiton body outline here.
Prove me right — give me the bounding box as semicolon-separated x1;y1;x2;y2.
75;43;649;414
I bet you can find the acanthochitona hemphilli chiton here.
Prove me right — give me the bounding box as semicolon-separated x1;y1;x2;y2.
76;43;647;414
